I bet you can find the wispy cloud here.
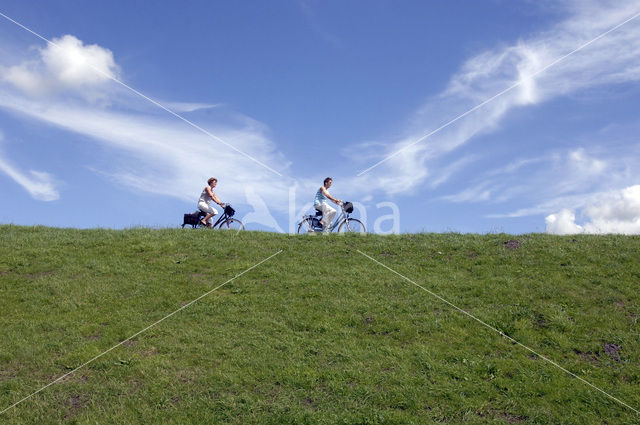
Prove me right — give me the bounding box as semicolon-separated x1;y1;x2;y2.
472;143;638;218
0;34;292;216
440;181;493;204
161;101;221;113
429;155;480;189
0;133;60;201
297;0;343;47
0;91;293;206
348;1;640;196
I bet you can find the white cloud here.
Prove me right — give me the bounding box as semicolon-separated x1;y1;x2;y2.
351;1;640;196
0;153;60;201
546;185;640;234
41;35;118;85
1;34;118;98
582;185;640;233
2;62;44;95
545;209;584;234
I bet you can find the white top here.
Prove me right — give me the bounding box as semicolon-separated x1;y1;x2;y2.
199;187;213;204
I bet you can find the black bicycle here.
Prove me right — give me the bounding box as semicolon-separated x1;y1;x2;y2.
182;204;244;231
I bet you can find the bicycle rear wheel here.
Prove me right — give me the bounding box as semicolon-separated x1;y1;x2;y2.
217;218;244;231
297;218;316;234
337;218;366;234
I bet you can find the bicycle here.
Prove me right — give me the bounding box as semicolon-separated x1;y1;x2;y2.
297;201;365;234
183;204;244;231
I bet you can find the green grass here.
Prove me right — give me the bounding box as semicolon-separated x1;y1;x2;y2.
0;225;639;424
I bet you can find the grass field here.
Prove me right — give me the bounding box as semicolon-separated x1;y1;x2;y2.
0;225;639;424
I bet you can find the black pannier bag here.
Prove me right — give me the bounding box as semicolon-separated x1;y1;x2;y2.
343;201;354;213
182;210;205;228
224;205;235;217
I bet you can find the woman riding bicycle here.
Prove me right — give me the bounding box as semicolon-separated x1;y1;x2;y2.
198;177;225;228
314;177;342;232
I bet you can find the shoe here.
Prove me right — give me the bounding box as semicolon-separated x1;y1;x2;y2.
200;219;207;226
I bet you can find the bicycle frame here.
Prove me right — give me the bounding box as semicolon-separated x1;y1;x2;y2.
326;207;348;232
303;204;349;233
212;211;233;229
193;204;243;231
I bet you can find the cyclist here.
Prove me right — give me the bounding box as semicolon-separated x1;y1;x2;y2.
314;177;342;233
198;177;224;227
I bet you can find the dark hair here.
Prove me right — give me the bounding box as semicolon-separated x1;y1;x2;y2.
323;177;332;185
207;177;218;185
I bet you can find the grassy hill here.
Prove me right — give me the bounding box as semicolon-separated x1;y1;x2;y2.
0;225;638;424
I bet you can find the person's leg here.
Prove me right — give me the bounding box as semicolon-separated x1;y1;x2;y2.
207;205;219;226
320;203;336;229
198;202;218;227
315;204;326;227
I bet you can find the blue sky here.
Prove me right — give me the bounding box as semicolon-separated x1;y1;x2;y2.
1;0;640;234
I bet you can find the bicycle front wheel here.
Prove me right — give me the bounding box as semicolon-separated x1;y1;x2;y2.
217;218;244;231
337;218;366;234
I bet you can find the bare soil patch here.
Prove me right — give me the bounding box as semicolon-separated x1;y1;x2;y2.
604;343;621;361
503;240;521;250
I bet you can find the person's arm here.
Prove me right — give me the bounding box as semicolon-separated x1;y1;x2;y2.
211;191;223;206
321;187;342;205
205;186;214;200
